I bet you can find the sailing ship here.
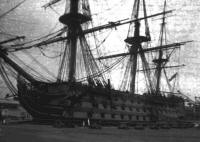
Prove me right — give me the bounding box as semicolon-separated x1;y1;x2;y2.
0;0;191;125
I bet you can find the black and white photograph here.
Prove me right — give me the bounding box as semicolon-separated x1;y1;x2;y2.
0;0;200;141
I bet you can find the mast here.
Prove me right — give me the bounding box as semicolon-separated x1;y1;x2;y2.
66;0;78;82
59;0;91;82
124;0;150;94
97;41;191;60
153;0;168;93
26;11;172;48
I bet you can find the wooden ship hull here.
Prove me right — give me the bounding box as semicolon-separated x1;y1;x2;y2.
17;77;184;125
0;0;189;127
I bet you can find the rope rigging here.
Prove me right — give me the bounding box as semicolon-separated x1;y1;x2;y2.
120;0;156;93
9;53;51;82
22;50;56;80
0;0;27;19
0;61;17;95
8;27;66;51
0;0;187;99
39;46;63;59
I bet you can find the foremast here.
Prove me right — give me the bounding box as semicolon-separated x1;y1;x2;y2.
0;0;107;89
59;0;91;82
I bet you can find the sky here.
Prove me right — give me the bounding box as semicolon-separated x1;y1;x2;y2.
0;0;200;100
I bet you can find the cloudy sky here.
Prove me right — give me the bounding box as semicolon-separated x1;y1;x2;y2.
0;0;200;100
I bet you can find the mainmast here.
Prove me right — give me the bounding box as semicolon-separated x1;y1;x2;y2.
153;0;168;93
125;0;150;94
59;0;91;82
